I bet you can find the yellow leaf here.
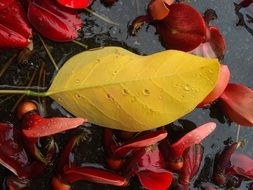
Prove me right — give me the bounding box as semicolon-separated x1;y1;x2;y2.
47;47;219;131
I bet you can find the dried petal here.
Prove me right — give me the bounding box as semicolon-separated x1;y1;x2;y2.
0;0;32;48
168;122;216;160
4;175;30;190
63;166;127;186
27;0;82;42
220;83;253;126
137;169;173;190
156;3;206;51
213;142;241;185
56;0;93;9
198;65;230;107
22;112;86;138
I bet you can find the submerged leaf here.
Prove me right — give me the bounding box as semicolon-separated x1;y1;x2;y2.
46;47;219;131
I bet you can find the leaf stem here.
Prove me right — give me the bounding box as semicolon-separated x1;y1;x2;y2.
38;35;59;71
0;54;17;77
236;124;241;142
0;89;47;97
85;8;119;26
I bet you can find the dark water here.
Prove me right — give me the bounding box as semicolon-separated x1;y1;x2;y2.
0;0;253;189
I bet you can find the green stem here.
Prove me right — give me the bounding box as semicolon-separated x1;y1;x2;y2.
0;89;47;97
72;40;88;49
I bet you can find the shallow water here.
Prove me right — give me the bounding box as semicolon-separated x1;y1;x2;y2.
0;0;253;189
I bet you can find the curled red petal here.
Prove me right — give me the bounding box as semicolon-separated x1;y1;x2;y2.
22;113;86;138
220;83;253;126
137;169;173;190
148;0;170;20
103;128;119;155
227;153;253;180
56;0;93;9
168;122;216;160
28;0;82;42
0;0;32;48
156;3;206;51
207;26;226;59
239;0;253;7
114;128;167;157
198;64;230;107
0;122;30;177
213;142;241;185
5;175;30;190
178;144;203;187
129;15;152;35
63;166;127;186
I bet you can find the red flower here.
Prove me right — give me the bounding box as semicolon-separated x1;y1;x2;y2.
56;0;93;9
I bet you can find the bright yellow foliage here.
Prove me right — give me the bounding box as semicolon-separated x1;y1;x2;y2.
47;47;219;131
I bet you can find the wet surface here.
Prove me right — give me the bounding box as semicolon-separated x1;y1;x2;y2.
0;0;253;189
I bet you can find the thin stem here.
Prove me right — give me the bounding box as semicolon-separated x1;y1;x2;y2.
236;124;241;142
38;35;59;71
85;8;119;26
72;40;88;49
0;54;17;77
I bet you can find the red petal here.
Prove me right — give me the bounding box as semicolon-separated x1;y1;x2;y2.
0;0;32;48
156;3;206;51
198;64;230;107
56;0;93;9
0;0;14;10
137;145;166;170
169;122;216;160
63;166;127;186
137;169;173;190
103;128;119;155
148;0;170;20
213;142;240;185
228;153;253;180
27;0;82;42
114;129;167;157
0;123;30;177
57;133;85;171
22;113;86;138
220;83;253;126
178;144;203;186
207;26;226;59
5;175;30;190
51;176;71;190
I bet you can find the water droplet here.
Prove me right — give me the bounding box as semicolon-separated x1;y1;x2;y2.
208;69;214;74
76;94;81;99
184;86;190;91
96;59;101;63
112;70;118;76
75;79;80;83
122;89;128;95
143;89;150;96
57;97;63;101
159;96;163;100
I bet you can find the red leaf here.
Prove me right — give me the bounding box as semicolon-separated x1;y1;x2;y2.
137;169;173;190
198;64;230;107
0;123;30;177
220;83;253;126
155;3;206;51
178;144;203;187
114;128;167;157
227;153;253;180
27;0;82;42
0;0;32;48
63;166;127;186
56;0;93;9
22;113;86;138
168;122;216;160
